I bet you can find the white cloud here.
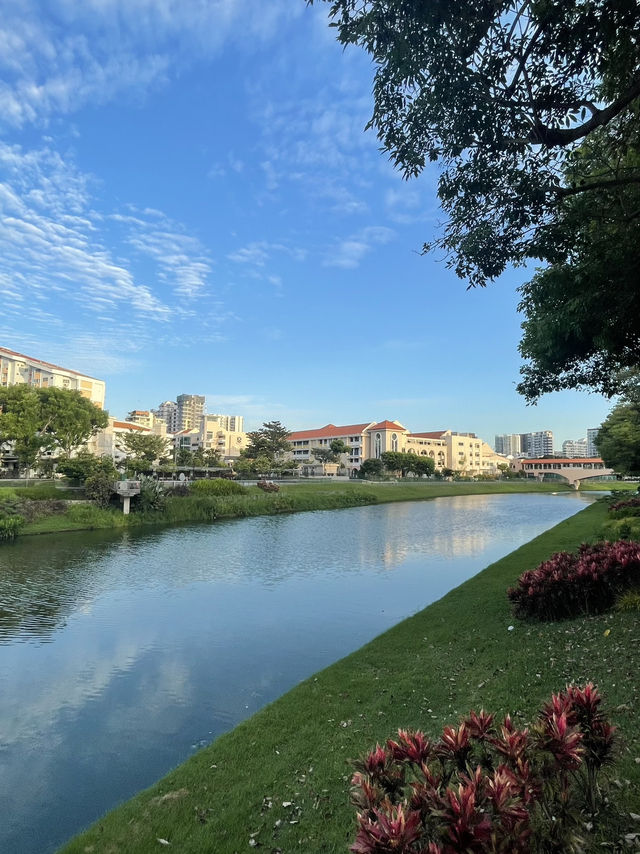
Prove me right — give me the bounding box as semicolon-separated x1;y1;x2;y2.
324;225;395;269
0;0;304;130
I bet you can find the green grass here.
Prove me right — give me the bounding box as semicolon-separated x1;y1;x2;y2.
579;479;638;491
18;479;574;537
59;500;640;853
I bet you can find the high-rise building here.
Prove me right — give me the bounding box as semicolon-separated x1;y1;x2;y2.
587;427;600;457
0;345;105;408
176;394;206;431
494;434;521;456
153;400;178;432
562;438;587;458
522;430;554;458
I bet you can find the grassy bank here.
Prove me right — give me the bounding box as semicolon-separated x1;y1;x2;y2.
19;479;572;536
59;500;639;853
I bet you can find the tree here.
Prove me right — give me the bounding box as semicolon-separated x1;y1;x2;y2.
120;431;170;465
0;385;107;472
595;402;640;475
176;448;195;467
57;450;117;483
39;388;108;456
358;458;384;478
517;129;640;400
312;1;640;396
380;451;435;477
313;0;640;282
244;421;292;462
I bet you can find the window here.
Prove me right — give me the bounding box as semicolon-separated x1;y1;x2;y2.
391;433;398;452
375;433;382;458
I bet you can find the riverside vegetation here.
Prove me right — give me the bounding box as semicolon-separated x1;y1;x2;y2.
58;497;640;854
0;478;615;540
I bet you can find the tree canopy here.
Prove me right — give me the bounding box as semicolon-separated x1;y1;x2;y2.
244;421;292;461
312;0;640;397
595;402;640;475
0;385;108;471
120;430;171;465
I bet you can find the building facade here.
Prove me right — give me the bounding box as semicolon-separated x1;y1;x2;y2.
0;346;105;408
494;434;522;456
587;428;600;458
287;421;504;477
521;430;554;458
176;394;205;431
562;438;588;458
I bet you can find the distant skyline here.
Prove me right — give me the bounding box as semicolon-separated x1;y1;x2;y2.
0;1;613;445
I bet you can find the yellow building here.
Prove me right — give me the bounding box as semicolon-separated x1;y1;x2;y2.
288;420;504;477
0;346;105;408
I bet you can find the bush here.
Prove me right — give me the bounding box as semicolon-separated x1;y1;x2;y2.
0;515;25;540
616;589;640;612
257;480;280;493
56;452;117;484
191;478;247;496
508;540;640;621
85;472;116;508
133;476;168;512
608;496;640;516
350;685;616;854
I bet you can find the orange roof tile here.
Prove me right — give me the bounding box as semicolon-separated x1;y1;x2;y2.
367;420;407;431
289;422;373;441
112;421;147;431
0;345;101;381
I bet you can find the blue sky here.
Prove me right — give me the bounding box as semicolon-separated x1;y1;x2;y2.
0;0;612;447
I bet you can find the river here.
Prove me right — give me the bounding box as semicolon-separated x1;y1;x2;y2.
0;492;596;853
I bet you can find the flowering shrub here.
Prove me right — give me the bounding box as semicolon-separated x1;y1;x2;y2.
350;685;615;854
608;496;640;516
257;480;280;493
507;540;640;621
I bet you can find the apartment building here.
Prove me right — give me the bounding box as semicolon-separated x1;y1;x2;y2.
153;401;178;432
587;428;600;457
126;410;161;429
288;420;504;477
562;438;588;458
0;346;105;408
494;434;522;456
176;394;205;431
171;413;248;460
521;430;554;458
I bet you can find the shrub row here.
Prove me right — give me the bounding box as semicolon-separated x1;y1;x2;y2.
351;684;615;854
608;495;640;517
508;540;640;621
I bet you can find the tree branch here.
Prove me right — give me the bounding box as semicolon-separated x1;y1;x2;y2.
557;174;640;198
530;76;640;147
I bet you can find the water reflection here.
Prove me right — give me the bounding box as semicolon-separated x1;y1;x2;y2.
0;492;595;854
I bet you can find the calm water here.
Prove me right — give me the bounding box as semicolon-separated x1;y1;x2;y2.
0;492;596;853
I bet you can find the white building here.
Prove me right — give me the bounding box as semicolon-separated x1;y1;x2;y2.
587;428;600;457
562;438;588;458
0;346;105;408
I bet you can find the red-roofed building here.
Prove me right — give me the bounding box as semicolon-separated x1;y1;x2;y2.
288;421;505;477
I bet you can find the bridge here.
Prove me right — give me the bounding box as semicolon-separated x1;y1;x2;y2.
519;458;614;488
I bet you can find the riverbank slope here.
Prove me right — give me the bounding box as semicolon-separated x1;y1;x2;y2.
19;479;577;537
59;499;639;853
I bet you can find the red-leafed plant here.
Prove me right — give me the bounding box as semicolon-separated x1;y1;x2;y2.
609;496;640;515
507;540;640;621
350;685;615;854
256;480;280;493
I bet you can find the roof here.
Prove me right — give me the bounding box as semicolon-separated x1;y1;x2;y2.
408;431;447;439
523;458;604;465
368;420;407;432
0;345;101;381
289;422;373;441
112;420;148;432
